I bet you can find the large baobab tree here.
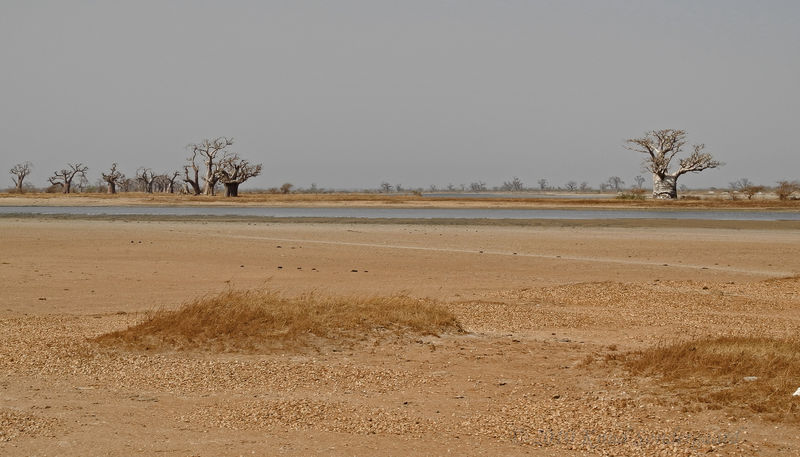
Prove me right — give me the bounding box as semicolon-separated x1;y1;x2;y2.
48;163;88;194
9;162;33;193
626;129;722;199
186;137;234;195
101;163;125;194
217;155;262;197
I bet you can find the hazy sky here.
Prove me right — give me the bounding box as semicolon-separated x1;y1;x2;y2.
2;1;798;190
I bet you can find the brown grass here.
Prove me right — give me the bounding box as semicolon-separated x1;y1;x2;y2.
623;336;800;422
93;289;463;352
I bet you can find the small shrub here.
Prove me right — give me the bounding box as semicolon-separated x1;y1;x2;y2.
93;289;463;352
623;336;800;422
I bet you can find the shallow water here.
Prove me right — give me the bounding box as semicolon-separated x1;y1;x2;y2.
1;205;799;221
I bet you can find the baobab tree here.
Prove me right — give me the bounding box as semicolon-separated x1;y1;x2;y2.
161;171;180;193
48;163;88;194
502;177;524;192
606;176;625;192
136;168;157;193
183;150;202;195
626;129;722;199
217;155;262;197
101;163;125;194
537;178;548;191
633;175;646;189
9;162;33;193
186;137;234;195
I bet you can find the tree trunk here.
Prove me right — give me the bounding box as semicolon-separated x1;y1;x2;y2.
224;182;239;197
652;174;677;199
107;182;117;194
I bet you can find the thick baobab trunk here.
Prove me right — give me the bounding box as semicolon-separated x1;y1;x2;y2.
652;174;677;199
224;182;240;197
107;182;117;194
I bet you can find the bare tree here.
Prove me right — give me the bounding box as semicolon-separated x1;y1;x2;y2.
501;177;524;192
217;155;263;197
280;182;294;194
186;137;234;195
164;171;180;193
136;168;157;193
380;182;392;193
469;181;487;192
101;163;125;194
633;175;646;189
626;129;722;199
48;163;88;194
606;176;625;192
564;181;578;192
775;181;799;201
9;162;33;193
537;178;548;191
579;181;591;192
183;150;203;195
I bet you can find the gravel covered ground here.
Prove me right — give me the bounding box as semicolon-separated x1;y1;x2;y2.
1;218;799;456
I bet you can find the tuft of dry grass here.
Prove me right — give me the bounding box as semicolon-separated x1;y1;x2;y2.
93;289;463;352
623;336;800;422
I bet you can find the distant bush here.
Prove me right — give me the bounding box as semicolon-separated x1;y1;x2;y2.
616;189;647;200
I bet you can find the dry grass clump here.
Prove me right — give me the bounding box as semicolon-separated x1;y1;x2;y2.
624;336;800;422
94;289;462;352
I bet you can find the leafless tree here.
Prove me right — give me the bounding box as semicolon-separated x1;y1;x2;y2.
136;167;157;193
775;181;799;201
217;154;262;197
633;175;646;189
579;181;591;192
183;150;203;195
564;181;578;192
606;176;625;192
537;178;548;191
626;129;722;199
185;137;234;195
380;182;392;193
501;177;524;192
280;182;294;194
9;162;33;193
48;163;88;194
101;163;125;194
469;181;487;192
163;171;180;193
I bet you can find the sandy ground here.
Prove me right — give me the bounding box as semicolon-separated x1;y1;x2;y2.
1;217;799;456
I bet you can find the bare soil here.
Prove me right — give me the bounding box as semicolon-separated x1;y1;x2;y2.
1;215;799;456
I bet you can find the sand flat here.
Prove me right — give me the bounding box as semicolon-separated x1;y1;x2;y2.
1;216;799;455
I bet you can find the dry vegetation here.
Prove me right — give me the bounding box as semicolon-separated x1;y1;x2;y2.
94;289;463;352
2;191;800;210
621;337;800;422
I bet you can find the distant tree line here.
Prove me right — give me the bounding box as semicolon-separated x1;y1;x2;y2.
6;137;263;198
6;131;799;200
